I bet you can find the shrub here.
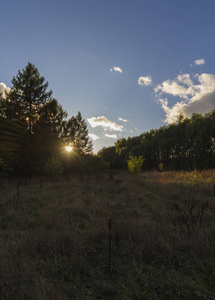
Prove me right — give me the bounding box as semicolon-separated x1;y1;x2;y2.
127;155;144;173
85;155;110;173
158;162;165;172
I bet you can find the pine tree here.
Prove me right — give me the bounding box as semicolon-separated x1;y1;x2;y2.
63;111;93;153
5;62;53;133
37;98;67;136
0;63;66;175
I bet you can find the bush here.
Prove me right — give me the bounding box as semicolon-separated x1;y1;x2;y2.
45;157;63;177
127;155;144;173
85;155;110;173
158;162;165;172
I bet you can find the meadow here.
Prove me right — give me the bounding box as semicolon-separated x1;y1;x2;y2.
1;170;215;299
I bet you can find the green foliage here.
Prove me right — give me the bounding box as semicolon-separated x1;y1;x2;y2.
97;146;120;169
127;155;144;173
158;162;165;172
45;157;63;177
85;155;110;173
100;110;215;171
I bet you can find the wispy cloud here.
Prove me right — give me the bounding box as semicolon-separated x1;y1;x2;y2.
177;74;193;86
118;117;128;123
89;133;99;141
0;82;10;98
87;116;123;132
155;73;215;123
195;58;205;65
110;66;123;73
105;134;117;139
138;76;152;86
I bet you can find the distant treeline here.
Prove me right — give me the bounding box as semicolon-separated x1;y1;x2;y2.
98;110;215;171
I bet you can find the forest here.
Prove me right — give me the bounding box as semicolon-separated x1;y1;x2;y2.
98;110;215;171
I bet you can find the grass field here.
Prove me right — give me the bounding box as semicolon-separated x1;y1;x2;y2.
1;170;215;299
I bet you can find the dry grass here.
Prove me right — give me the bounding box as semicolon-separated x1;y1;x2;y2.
1;170;215;299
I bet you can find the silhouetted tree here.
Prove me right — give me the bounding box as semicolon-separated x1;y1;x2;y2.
62;111;93;154
0;63;63;175
38;98;67;135
5;62;53;133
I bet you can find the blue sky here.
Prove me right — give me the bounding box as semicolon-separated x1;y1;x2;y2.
1;0;215;153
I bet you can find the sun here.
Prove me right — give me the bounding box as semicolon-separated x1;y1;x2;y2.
65;146;72;152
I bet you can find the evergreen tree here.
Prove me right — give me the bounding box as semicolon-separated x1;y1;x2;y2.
5;62;53;133
63;111;93;153
0;63;64;175
37;98;67;136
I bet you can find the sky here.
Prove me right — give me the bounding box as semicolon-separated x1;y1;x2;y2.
1;0;215;153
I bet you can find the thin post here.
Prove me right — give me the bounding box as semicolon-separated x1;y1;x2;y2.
108;216;112;272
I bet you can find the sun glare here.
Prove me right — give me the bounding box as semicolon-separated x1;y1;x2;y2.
65;146;72;152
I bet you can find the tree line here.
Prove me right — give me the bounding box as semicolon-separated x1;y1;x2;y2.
1;63;214;176
98;110;215;171
0;62;106;177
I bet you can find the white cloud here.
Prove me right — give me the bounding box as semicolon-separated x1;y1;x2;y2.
154;74;195;99
89;133;99;141
195;58;205;65
138;76;152;86
118;117;128;123
110;66;123;73
0;82;10;98
105;134;117;139
87;116;123;132
155;73;215;123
